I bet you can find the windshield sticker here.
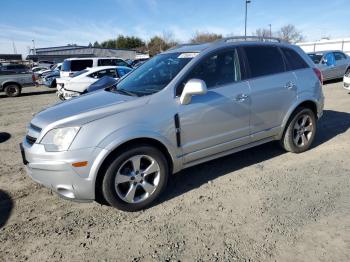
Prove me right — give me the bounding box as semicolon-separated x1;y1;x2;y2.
178;53;199;59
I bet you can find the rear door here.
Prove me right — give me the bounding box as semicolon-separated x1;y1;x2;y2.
333;52;348;78
243;45;297;141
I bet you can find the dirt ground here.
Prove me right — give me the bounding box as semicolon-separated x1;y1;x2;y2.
0;82;349;262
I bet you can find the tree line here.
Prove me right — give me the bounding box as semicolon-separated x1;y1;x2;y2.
89;24;304;56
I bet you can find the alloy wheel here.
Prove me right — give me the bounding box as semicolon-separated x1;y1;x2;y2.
293;114;314;147
114;155;160;204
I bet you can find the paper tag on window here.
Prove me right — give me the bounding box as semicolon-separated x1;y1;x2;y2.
178;53;199;58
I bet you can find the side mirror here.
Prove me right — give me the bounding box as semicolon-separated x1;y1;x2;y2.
180;79;207;105
322;59;327;64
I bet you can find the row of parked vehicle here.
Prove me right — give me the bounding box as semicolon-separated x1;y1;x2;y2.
0;56;147;97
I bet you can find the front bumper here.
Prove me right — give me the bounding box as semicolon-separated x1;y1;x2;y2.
21;139;108;202
343;75;350;90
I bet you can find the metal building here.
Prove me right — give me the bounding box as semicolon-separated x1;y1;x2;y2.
26;45;141;63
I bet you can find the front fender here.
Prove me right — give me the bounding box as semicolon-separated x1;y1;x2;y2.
94;125;182;173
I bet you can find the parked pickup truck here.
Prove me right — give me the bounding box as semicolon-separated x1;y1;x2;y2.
0;72;35;97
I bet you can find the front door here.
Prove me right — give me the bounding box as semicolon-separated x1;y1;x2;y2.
176;49;251;164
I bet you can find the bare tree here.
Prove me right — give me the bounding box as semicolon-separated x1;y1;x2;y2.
276;24;305;43
191;32;222;44
254;28;272;38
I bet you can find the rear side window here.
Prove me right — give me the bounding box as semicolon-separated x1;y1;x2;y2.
244;46;285;78
281;48;309;70
334;52;347;61
63;60;93;72
98;59;115;66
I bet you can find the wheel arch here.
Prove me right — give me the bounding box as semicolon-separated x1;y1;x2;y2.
2;81;22;89
94;137;175;203
279;99;318;139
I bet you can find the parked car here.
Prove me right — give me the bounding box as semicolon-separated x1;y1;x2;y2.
130;58;149;68
0;72;35;97
32;66;50;82
57;66;132;100
21;37;324;211
37;60;54;68
343;69;350;91
40;63;62;77
308;50;350;81
0;64;30;74
42;70;60;88
60;57;131;78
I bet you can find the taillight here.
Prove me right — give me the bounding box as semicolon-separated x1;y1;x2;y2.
32;74;36;82
313;68;323;84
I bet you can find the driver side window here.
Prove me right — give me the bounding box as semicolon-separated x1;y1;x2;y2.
176;49;241;96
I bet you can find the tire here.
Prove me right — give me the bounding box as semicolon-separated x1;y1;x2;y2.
102;145;169;211
50;79;57;88
4;84;21;97
345;68;350;77
281;107;317;153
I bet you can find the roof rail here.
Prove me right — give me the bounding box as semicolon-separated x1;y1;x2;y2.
218;36;283;43
167;42;207;51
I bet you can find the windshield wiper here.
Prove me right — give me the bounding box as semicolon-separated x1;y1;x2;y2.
112;88;138;97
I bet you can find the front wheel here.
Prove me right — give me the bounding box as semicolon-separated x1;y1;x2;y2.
281;107;317;153
102;145;169;211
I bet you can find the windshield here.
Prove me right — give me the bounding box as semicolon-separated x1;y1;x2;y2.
115;52;196;96
308;53;323;64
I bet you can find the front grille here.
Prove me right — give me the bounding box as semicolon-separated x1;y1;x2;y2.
26;135;37;145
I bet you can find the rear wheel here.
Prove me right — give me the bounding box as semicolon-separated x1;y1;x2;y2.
102;145;169;211
4;84;21;97
281;107;317;153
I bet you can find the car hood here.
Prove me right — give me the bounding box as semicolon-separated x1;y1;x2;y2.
31;90;147;129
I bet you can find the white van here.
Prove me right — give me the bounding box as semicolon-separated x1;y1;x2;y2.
60;57;130;77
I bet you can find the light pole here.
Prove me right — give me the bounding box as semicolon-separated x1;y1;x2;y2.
244;0;251;38
269;24;272;37
32;39;36;55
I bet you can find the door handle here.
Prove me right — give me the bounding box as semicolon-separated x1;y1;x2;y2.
235;94;249;102
284;81;296;90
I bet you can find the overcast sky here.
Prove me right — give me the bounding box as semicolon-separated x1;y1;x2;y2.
0;0;349;55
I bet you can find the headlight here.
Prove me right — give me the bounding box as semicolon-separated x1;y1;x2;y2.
40;127;80;152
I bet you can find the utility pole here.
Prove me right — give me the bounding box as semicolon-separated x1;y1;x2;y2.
269;24;272;37
12;40;17;54
244;0;251;38
32;39;36;55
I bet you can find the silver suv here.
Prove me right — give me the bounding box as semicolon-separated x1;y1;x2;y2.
21;37;324;211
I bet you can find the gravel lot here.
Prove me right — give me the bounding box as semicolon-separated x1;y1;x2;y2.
0;82;349;261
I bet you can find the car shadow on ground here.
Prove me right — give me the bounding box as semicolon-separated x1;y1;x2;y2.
323;78;343;85
158;109;350;205
0;190;13;229
0;132;11;143
0;89;56;98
